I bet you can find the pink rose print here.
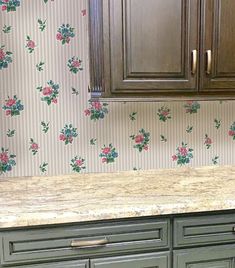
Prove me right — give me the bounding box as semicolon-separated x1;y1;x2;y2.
204;134;212;149
67;57;83;74
229;122;235;140
56;24;75;45
37;80;59;105
59;124;78;145
99;144;118;164
102;147;111;154
25;36;36;53
6;98;16;107
81;9;86;16
84;109;91;116
0;0;20;12
130;129;150;152
135;134;144;144
0;152;9;164
84;100;108;121
70;156;85;173
42;86;53;96
2;95;24;116
184;101;200;114
0;49;5;60
0;148;16;175
172;142;193;166
0;45;13;70
29;138;39;155
56;33;63;40
157;106;171;122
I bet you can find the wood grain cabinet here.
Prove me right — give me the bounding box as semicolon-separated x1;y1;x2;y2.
89;0;235;100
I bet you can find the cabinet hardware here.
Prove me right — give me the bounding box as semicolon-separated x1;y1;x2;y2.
70;238;108;249
191;50;197;75
206;50;212;74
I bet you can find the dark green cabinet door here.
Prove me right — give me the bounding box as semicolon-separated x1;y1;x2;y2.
201;0;235;93
90;252;170;268
174;244;235;268
90;0;199;97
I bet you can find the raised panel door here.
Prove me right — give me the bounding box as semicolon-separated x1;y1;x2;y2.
201;0;235;92
89;0;200;98
90;252;170;268
174;244;235;268
108;0;199;96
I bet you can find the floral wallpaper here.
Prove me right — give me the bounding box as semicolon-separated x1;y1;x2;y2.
1;0;235;177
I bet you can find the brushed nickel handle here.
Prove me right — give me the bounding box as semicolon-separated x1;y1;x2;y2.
232;226;235;232
206;50;212;74
71;238;108;249
191;49;197;75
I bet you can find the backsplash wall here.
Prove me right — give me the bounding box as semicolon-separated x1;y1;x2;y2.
1;0;235;177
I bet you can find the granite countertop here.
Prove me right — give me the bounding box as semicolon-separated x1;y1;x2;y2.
1;165;235;228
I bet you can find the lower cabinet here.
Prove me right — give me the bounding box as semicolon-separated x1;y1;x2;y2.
174;244;235;268
90;252;170;268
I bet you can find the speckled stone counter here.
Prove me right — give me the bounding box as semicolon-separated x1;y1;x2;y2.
1;165;235;228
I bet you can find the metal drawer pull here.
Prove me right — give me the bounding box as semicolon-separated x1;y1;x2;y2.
206;50;212;74
232;227;235;232
70;238;108;248
191;49;197;75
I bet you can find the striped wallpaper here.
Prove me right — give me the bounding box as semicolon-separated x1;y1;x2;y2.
0;0;235;177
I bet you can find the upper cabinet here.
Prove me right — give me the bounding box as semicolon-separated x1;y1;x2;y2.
89;0;235;100
200;0;235;93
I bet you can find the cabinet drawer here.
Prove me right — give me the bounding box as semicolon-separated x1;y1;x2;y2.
90;252;170;268
174;214;235;247
0;218;169;265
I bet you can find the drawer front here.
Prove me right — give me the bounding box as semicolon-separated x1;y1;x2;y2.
6;260;89;268
174;214;235;247
90;252;170;268
0;218;169;265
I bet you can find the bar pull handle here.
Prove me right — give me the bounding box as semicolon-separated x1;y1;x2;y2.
191;49;197;75
71;238;108;249
206;50;212;75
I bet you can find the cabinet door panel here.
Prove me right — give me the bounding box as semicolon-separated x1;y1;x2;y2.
201;0;235;91
90;252;170;268
106;0;199;95
8;260;89;268
174;244;235;268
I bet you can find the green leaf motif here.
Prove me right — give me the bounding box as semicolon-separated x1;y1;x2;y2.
6;129;16;137
71;87;79;95
186;125;193;133
212;156;219;165
214;119;221;129
90;138;97;145
129;112;137;121
38;19;46;31
2;25;12;34
36;62;45;71
39;162;48;173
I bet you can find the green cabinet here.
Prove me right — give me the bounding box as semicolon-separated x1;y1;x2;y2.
90;252;170;268
2;212;235;268
89;0;235;100
174;244;235;268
